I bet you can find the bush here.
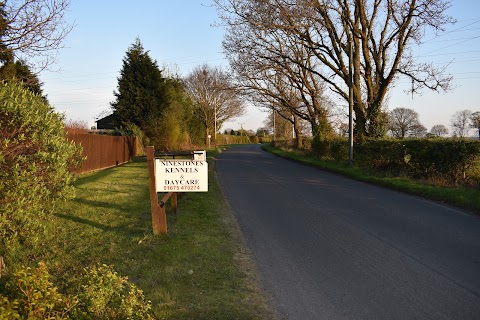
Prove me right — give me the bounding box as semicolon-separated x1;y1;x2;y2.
259;136;272;144
271;136;480;185
354;139;480;183
0;82;83;262
0;262;77;320
355;139;407;174
78;264;153;319
406;139;480;183
250;135;260;144
0;263;154;320
116;122;146;156
313;138;349;161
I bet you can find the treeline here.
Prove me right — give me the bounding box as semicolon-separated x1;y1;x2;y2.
268;105;480;185
215;0;457;146
107;39;244;151
213;0;480;185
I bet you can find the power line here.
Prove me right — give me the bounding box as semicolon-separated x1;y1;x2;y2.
418;49;480;57
422;19;480;43
418;35;480;56
425;35;480;44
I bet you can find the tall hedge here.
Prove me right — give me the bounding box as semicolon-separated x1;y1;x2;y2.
0;82;82;261
354;139;480;183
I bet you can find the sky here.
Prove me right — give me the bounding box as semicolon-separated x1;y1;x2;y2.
39;0;480;136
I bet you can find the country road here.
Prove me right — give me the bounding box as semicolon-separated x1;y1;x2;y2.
216;144;480;320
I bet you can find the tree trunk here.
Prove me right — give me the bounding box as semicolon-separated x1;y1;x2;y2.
311;122;322;151
354;101;367;143
293;116;302;149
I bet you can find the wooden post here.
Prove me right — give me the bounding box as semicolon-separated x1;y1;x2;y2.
171;192;177;214
146;146;167;234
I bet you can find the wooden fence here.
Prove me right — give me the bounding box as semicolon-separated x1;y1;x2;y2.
66;133;138;174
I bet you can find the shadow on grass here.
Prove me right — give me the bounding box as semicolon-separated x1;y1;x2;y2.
132;156;147;162
72;197;130;212
54;212;147;235
74;159;147;187
74;166;119;187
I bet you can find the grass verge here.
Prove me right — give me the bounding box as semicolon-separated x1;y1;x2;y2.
34;149;273;319
263;144;480;214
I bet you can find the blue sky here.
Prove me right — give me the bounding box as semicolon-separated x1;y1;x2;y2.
40;1;480;135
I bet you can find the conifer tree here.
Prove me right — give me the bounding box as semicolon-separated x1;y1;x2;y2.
111;38;168;129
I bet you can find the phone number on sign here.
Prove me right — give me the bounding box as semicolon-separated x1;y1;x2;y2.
163;185;200;191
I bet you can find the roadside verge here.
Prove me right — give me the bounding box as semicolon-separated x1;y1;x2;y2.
39;151;274;319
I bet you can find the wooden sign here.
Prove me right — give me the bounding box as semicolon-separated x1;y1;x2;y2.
146;146;209;235
155;159;208;192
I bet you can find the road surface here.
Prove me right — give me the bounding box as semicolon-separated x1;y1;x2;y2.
216;144;480;320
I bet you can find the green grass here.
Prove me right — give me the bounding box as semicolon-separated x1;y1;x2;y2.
263;144;480;214
34;151;273;319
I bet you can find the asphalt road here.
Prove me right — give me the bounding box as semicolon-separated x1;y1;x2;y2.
216;144;480;320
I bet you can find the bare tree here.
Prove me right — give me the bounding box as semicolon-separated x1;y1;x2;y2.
410;123;427;138
388;107;424;139
451;110;472;138
470;111;480;139
1;0;73;71
215;0;454;141
264;108;309;143
185;64;245;145
220;6;335;147
430;124;449;137
64;119;89;134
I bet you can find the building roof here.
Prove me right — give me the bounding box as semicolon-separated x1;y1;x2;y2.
96;113;118;130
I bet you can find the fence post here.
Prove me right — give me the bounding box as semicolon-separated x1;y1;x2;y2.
146;146;167;234
171;192;177;214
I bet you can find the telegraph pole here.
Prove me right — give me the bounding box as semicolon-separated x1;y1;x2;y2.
348;39;354;166
239;122;245;143
272;108;276;142
292;114;295;139
214;105;217;142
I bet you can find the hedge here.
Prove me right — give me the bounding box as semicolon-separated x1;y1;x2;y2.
354;139;480;183
0;82;83;262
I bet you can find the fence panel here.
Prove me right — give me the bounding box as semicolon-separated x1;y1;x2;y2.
66;133;138;174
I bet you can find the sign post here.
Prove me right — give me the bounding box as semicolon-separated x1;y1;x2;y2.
146;146;208;235
147;146;166;234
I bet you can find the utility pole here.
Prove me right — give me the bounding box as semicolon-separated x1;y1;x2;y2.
239;122;245;143
214;104;217;142
292;114;295;139
348;37;354;166
272;108;276;142
214;78;218;143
